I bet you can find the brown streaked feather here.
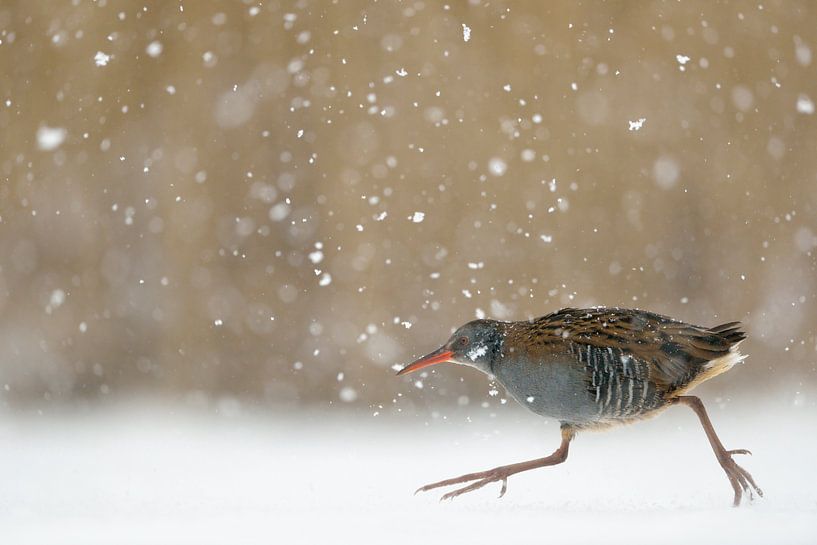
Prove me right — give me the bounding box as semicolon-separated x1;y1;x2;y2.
509;307;746;399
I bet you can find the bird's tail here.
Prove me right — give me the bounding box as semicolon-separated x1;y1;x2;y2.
672;322;747;396
708;321;747;346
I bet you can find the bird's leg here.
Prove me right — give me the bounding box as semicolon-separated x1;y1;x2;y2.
673;395;763;507
416;426;574;501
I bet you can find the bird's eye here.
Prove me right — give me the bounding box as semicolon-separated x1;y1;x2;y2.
457;336;469;347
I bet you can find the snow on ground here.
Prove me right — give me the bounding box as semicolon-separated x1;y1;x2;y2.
1;398;815;545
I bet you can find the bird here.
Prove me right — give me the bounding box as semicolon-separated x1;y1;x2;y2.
396;306;762;507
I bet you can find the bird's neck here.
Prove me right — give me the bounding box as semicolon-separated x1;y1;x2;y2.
485;323;507;376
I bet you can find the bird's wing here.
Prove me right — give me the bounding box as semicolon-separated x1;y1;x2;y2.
534;307;746;396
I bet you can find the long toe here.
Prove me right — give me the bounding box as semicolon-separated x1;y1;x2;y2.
439;474;504;501
723;453;762;507
415;469;495;494
498;478;508;498
416;468;511;501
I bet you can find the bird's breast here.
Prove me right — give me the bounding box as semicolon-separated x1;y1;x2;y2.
494;350;601;424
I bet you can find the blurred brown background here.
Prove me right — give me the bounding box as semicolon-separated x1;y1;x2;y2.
1;0;815;413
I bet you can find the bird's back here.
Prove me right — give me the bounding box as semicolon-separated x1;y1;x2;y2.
495;307;746;428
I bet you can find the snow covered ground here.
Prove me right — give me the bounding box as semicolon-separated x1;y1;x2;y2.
1;398;815;545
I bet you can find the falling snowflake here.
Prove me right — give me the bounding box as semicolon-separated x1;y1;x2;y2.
628;118;647;131
94;51;111;66
467;345;488;361
462;24;471;42
36;126;67;150
796;94;815;115
488;157;507;176
146;41;163;58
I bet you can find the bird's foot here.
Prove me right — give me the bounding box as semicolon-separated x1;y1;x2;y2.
413;431;572;501
415;467;512;501
719;448;763;507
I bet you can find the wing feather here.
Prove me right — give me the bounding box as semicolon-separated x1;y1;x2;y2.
529;307;746;396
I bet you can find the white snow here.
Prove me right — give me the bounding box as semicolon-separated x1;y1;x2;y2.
308;250;324;264
732;85;755;112
94;51;110;66
466;344;488;361
462;24;471;43
628;118;647;131
145;41;163;57
36;126;67;150
2;400;812;545
339;386;357;402
215;87;256;128
490;299;512;320
488;158;507;176
653;156;680;189
45;289;65;314
410;211;425;223
794;37;811;67
796;94;814;115
268;203;290;221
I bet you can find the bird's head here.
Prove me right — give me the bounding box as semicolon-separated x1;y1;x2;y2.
396;319;504;377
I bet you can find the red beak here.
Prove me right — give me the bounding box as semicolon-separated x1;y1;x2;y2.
396;347;454;376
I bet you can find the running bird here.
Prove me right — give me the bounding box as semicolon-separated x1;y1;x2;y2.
397;307;762;506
